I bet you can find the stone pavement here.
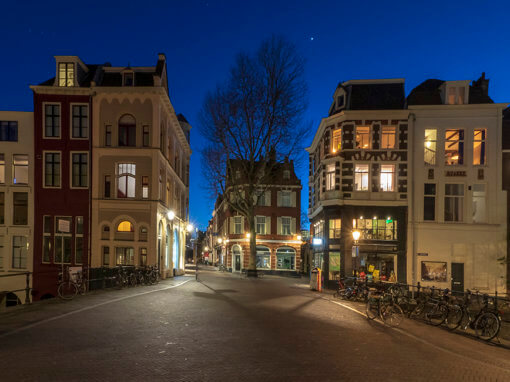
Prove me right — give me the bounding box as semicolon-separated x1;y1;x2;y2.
0;268;509;381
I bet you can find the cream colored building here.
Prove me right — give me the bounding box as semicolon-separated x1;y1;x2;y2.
0;111;34;307
90;54;191;277
407;77;508;294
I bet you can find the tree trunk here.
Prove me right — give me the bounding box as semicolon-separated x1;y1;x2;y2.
246;213;258;277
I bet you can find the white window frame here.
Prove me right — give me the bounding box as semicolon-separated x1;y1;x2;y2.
234;216;242;234
116;163;136;199
281;217;291;235
381;126;396;149
354;164;370;191
472;183;486;224
256;216;266;235
445;129;464;166
444;183;464;223
43;102;61;139
281;191;292;207
332;128;342;153
12;154;29;185
380;164;395;192
12;235;27;269
355;126;371;149
424;129;437;166
325;164;335;191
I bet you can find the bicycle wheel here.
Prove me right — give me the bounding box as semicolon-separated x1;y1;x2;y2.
58;282;78;300
366;299;379;320
474;312;500;341
113;275;123;289
78;281;87;295
128;274;137;287
426;304;448;326
381;304;404;327
445;305;463;330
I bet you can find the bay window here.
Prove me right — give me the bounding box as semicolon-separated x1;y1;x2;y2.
354;164;369;191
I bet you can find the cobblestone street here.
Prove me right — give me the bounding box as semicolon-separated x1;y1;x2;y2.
1;268;510;381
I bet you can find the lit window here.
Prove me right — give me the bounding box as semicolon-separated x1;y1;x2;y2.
445;184;464;222
353;218;397;240
13;154;28;184
256;216;266;235
44;104;60;138
447;86;465;105
332;129;342;152
276;247;295;270
72;105;88;138
329;219;341;239
116;247;134;265
424;129;437;165
445;129;464;165
380;165;395;192
281;217;291;235
473;129;486;165
140;248;147;266
326;164;335;191
58;63;74;87
472;184;486;223
354;164;369;191
117;163;136;198
256;246;271;269
381;126;396;149
117;221;134;232
72;153;88;187
356;126;370;149
0;121;18;141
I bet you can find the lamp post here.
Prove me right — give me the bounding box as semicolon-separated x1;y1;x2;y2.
352;230;361;277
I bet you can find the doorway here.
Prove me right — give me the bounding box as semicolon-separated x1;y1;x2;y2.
235;255;241;271
451;263;464;294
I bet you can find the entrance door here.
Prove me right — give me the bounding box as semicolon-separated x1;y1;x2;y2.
235;255;241;271
451;263;464;294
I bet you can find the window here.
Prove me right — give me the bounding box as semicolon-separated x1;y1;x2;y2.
447;86;465;105
123;72;134;86
0;154;4;183
118;114;136;147
276;247;295;270
337;95;344;108
101;225;110;240
117;163;136;198
105;125;112;146
55;217;72;264
0;192;4;224
12;154;28;184
43;215;52;263
355;126;370;149
58;63;74;87
102;246;110;266
104;175;111;198
472;184;486;223
445;184;464;222
354;164;369;191
256;246;271;269
332;129;342;152
281;191;291;207
139;226;148;241
71;105;88;138
424;129;437;165
380;165;395;192
142;176;149;199
445;129;464;165
0;121;18;141
473;129;486;165
281;217;291;235
140;248;147;266
13;192;27;225
117;221;133;232
313;220;324;239
12;236;27;268
116;247;134;265
381;126;396;149
0;236;3;268
44;104;60;138
143;125;150;147
353;218;398;240
72;153;88;187
75;217;83;264
256;216;266;235
283;170;290;180
234;216;242;234
326;164;335;191
329;219;341;239
44;152;61;187
424;184;436;221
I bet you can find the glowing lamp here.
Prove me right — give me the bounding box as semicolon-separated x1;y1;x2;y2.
167;211;175;220
186;223;193;232
352;230;361;242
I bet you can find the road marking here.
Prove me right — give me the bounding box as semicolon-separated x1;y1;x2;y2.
0;279;192;339
325;296;510;373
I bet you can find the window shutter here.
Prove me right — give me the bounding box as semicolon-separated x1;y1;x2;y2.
266;216;271;235
291;191;296;207
277;217;282;235
277;191;281;207
229;217;234;234
265;190;271;206
291;218;296;235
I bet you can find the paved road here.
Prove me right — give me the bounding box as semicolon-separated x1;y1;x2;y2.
1;268;509;381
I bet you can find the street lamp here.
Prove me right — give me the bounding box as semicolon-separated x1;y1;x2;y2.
167;210;175;220
218;238;223;244
186;223;193;233
352;230;361;277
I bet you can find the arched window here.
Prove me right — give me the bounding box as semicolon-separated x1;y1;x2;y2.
118;114;136;146
139;226;148;241
101;225;110;240
276;247;295;270
117;221;133;232
117;163;136;198
256;246;271;269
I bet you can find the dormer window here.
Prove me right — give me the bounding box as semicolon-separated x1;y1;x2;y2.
58;63;74;87
124;72;134;86
443;81;469;105
337;95;345;109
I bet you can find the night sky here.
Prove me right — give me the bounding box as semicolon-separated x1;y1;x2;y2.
1;0;509;230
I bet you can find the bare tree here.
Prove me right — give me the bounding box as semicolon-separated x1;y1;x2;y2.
200;35;308;277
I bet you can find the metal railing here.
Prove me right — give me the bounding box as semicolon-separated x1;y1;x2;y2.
0;272;32;304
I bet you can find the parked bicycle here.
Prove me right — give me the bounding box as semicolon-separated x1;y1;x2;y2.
58;267;87;300
366;287;405;327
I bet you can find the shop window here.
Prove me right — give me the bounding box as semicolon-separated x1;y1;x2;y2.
58;63;74;87
326;164;335;190
102;246;110;266
12;192;28;225
117;163;136;198
329;219;341;239
72;105;88;138
116;247;134;265
473;129;486;165
424;183;436;221
276;247;295;270
380;165;395;192
13;154;28;184
355;126;370;149
354;164;369;191
424;129;437;165
329;251;340;281
362;254;396;282
472;184;486;223
353;218;397;240
256;246;271;269
12;236;27;269
381;126;396;149
332;129;342;152
445;129;464;165
256;216;266;235
118;114;136;147
444;184;464;222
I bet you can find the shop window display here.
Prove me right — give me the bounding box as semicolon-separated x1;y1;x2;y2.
353;218;397;241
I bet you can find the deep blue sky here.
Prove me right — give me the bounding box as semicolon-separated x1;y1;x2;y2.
1;0;509;230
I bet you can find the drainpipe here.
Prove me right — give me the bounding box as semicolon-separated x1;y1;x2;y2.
88;91;95;283
408;112;417;296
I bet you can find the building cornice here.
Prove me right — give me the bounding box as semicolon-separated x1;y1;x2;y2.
29;85;92;95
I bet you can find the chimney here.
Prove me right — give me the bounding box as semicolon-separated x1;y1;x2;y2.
474;72;489;98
